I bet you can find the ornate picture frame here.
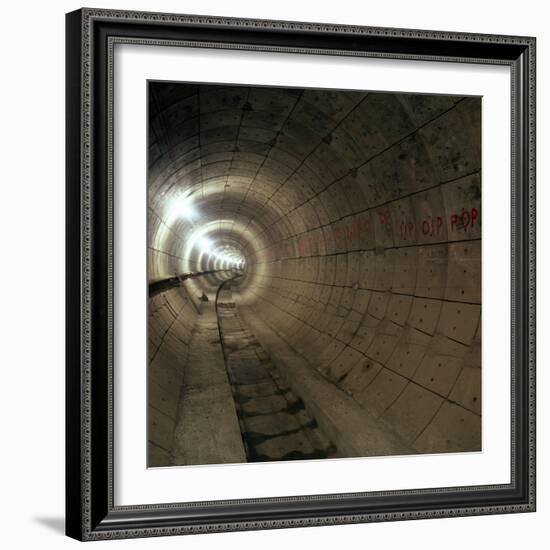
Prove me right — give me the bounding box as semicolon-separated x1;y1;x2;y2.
66;8;536;541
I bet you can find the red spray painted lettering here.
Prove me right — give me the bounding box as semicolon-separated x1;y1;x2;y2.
450;207;478;232
257;206;478;263
378;209;391;225
400;220;415;240
421;216;444;237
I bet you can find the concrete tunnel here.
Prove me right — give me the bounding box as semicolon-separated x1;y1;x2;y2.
147;82;482;467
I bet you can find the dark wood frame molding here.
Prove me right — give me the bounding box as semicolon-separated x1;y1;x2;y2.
66;8;536;540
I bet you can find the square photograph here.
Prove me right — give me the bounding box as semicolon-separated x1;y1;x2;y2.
147;81;481;467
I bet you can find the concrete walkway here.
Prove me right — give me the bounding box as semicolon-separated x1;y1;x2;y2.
171;301;246;466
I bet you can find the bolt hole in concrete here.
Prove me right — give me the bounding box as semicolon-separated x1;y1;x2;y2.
147;81;482;468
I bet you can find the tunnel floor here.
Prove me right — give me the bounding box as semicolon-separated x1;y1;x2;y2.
217;280;338;462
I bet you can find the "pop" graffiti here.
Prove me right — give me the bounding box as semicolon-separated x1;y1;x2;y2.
257;206;479;261
450;207;478;231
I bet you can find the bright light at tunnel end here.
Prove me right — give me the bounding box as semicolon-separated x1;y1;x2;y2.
193;238;245;271
197;236;213;254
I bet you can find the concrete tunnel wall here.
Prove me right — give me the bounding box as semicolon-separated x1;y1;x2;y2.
147;82;482;465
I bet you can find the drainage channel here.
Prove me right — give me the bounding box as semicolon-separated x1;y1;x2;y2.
215;277;338;463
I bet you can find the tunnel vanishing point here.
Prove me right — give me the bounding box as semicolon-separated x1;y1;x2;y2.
148;82;482;467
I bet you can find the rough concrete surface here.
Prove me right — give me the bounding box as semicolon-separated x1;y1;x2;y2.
172;302;246;466
147;83;482;466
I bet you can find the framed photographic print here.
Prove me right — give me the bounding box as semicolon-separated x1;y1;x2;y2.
65;7;536;541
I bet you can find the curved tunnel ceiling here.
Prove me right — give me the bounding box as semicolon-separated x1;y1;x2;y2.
148;81;482;463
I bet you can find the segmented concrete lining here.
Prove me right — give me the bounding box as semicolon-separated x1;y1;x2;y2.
147;83;482;465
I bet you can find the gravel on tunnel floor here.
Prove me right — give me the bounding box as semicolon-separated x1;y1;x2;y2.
217;281;338;462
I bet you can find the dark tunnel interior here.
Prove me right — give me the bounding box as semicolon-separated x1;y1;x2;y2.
147;81;482;467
